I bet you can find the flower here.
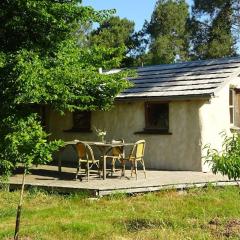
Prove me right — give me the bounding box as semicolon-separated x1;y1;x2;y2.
94;127;107;142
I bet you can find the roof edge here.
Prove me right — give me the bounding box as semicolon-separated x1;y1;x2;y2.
212;69;240;96
115;94;212;102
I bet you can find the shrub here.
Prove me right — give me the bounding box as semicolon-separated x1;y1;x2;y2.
205;132;240;183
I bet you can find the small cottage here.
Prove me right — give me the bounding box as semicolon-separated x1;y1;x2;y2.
46;57;240;172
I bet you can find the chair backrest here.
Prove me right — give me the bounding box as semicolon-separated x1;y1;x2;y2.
130;140;146;160
76;142;95;161
111;139;124;156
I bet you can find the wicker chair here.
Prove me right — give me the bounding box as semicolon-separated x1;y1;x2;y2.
121;140;146;180
75;142;101;181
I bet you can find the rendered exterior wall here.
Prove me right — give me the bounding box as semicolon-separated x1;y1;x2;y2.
47;100;207;171
199;84;234;172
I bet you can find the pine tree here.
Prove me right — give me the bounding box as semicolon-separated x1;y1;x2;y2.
146;0;190;64
191;0;239;59
90;16;140;67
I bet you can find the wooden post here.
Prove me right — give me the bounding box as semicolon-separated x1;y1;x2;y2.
14;167;27;240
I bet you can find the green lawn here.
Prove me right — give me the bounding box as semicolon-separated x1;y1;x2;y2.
0;186;239;240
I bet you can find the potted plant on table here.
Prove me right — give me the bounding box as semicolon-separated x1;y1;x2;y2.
94;127;107;143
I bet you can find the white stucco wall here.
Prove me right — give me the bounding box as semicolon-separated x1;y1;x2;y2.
199;83;234;172
47;79;238;172
47;100;207;171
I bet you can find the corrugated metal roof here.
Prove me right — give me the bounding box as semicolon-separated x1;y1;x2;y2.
116;57;240;100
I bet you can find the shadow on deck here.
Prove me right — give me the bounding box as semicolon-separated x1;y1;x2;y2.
7;165;236;197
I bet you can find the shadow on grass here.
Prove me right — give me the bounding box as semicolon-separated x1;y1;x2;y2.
121;218;173;232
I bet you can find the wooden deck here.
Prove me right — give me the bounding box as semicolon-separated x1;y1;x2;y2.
7;165;237;197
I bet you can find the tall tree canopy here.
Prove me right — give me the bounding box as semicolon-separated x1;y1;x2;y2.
90;16;140;67
0;0;131;176
146;0;190;64
190;0;239;59
0;2;132;238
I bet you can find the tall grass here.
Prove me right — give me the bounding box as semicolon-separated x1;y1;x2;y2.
0;186;239;240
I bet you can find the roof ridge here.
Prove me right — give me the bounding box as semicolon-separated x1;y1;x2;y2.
136;56;240;70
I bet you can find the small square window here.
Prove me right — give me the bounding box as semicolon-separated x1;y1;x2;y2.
145;102;169;131
72;111;91;132
31;104;46;129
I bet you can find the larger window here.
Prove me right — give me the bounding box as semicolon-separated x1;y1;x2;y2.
31;104;47;130
229;89;235;125
229;88;240;128
71;111;91;132
145;102;169;132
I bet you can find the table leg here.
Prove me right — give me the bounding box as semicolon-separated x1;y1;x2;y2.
58;159;62;173
58;144;77;173
103;156;106;180
96;145;125;180
97;146;112;180
57;150;62;173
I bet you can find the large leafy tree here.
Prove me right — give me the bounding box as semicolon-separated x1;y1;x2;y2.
0;0;130;174
190;0;239;59
0;1;131;238
90;16;141;67
146;0;190;64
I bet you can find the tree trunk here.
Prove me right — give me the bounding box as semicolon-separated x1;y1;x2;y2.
14;167;27;240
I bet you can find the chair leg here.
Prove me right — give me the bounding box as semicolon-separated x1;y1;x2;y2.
97;162;101;179
87;162;89;182
121;160;126;178
142;159;146;179
134;160;138;180
111;158;116;176
79;161;82;181
130;161;134;177
75;159;80;180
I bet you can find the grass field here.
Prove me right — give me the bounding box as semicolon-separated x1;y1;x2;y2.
0;186;239;240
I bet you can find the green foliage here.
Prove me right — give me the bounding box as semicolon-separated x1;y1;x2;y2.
139;0;239;63
90;16;141;67
0;0;132;178
149;35;181;64
0;114;63;176
205;133;240;181
0;0;114;53
9;40;131;112
190;0;237;59
90;16;135;50
146;0;190;64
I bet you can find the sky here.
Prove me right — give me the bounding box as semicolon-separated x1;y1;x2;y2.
83;0;193;31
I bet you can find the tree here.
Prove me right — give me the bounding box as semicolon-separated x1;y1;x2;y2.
90;16;140;67
0;1;131;238
190;0;238;59
146;0;190;64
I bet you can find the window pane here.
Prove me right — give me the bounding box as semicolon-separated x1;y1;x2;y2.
73;111;91;130
31;104;46;129
229;89;233;106
146;103;169;130
230;107;234;124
